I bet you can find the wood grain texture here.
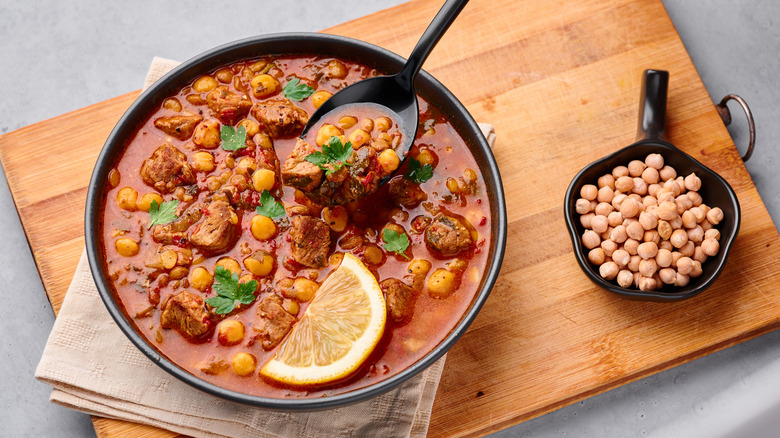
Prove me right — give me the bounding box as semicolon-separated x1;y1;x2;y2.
2;0;780;437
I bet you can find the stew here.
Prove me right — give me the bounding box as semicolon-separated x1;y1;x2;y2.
100;54;492;398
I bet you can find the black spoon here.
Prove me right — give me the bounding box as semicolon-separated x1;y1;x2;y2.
300;0;469;180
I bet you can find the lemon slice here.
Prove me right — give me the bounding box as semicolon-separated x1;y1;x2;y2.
260;253;386;385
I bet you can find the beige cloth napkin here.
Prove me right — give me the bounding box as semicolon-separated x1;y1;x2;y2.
36;57;496;438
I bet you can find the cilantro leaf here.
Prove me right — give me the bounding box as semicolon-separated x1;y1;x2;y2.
147;199;179;229
255;190;285;219
282;78;315;101
382;228;410;259
205;266;258;315
220;125;248;151
404;158;434;183
305;136;354;176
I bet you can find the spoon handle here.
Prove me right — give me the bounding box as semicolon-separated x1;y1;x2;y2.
637;69;669;141
396;0;470;90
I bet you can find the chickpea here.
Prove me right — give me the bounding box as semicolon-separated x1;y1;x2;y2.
311;90;332;108
619;198;640;219
625;221;644;240
656;248;673;268
428;268;457;298
632;178;648;196
600;239;617;257
609;225;628;244
670;229;688;248
237;119;260;137
116;187;138;211
643;229;660;245
636;276;656;291
231;352;257;377
588;215;608;234
647;183;660;198
637;241;658;260
657;220;673;240
162;98;182;112
250;169;275;193
322;205;348;232
580;213;595;229
616;270;633;288
707;207;724;225
692;246;707;263
645;153;664;169
329;252;344;266
216;257;241;276
684;173;702;192
193;119;221;149
599;261;619;280
675;272;690;287
638;211;658;231
372;116;392;131
190;267;213;291
378;149;400;174
215;68;234;83
250;214;276;241
193;75;219;93
627;255;642;272
285;277;318;302
135;193;163;212
687;191;703;207
656;201;678;221
597;186;614;203
250;74;281;98
588;248;606;265
677;257;694;275
326;59;348;79
641;167;660;184
169;266;189;280
337;116;358;129
316;124;343;147
582;230;601;249
704;229;721;241
594;202;614;217
639;259;658;277
416;148;437;167
598;174;615;190
188;151;214;173
658;165;676;182
623;238;640;255
659;240;674;251
627;160;646;177
690;260;704;278
611;193;626;210
615;176;634;192
115;238;139;257
612;166;629;178
611;249;630;267
244;252;274;277
255;132;274;150
607;211;623;227
282;299;300;316
680;240;695;257
680;210;696;229
408;259;432;278
701;238;720;257
364;246;384;265
218;320;245;346
687;226;704;243
342;128;371;149
675;196;693;215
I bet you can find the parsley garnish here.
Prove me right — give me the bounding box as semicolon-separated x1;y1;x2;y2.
205;266;258;315
282;78;315;101
404;158;434;183
382;228;410;259
255;190;285;219
220;125;247;151
147;199;178;229
305;136;354;176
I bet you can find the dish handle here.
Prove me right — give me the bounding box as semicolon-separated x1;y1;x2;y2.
716;94;756;162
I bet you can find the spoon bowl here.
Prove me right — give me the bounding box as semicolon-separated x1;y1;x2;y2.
564;69;741;301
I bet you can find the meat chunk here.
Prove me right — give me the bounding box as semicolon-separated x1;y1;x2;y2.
189;200;240;255
253;295;296;350
290;215;331;268
388;175;427;208
152;206;202;245
199;356;229;375
425;214;473;256
281;139;323;192
251;98;308;138
206;85;252;125
380;278;417;323
153;114;203;140
160;291;212;339
140;144;196;193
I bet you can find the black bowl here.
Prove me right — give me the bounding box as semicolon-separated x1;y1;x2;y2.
564;70;740;302
84;33;507;410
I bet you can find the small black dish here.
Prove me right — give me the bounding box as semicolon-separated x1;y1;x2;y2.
564;69;741;302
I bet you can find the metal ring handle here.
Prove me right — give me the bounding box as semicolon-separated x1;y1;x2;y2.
716;94;755;162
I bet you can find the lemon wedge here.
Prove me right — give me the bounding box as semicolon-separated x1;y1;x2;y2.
260;253;386;385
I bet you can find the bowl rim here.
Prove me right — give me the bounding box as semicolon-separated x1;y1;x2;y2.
84;32;507;410
563;139;741;302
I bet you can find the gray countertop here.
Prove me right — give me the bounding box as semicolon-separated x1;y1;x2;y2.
1;1;778;436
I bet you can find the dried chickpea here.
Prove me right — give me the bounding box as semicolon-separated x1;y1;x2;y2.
251;169;275;192
659;240;674;251
675;272;690;287
250;214;276;241
704;229;721;241
609;225;628;244
657;201;678;221
623;238;640;255
687;226;704;243
115;238;139;257
625;221;644;240
598;174;616;189
594;202;614;217
642;167;660;184
632;178;648;196
612;249;630;267
690;261;703;278
250;74;281;98
612;166;629;178
693;246;708;263
615;176;634;192
137;193;163;212
216;257;241;276
681;210;697;229
684;173;702;191
628;160;646;177
580;213;595;229
311;90;332;108
680;241;696;258
575;199;591;215
590;215;609;234
638;211;658;230
643;229;660;245
617;270;634;288
582;230;601;249
639;259;658;277
627;255;642;272
580;184;598;201
637;241;658;260
659;268;677;285
677;257;694;275
597;186;614;203
670;229;688;248
599;261;619;280
656;249;673;268
116;187;138;211
190;267;213;290
607;211;623;227
193;75;218;93
601;239;617;257
619;198;640;219
588;248;606;265
648;183;661;197
611;193;627;210
231;352;257;377
701;238;720;257
645;153;664;169
218;320;245;346
659;165;676;181
707;207;724;225
687;191;703;206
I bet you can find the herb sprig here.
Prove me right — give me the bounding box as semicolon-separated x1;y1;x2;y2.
205;266;258;315
147;199;179;229
282;78;315;101
404;158;434;183
382;228;410;259
220;125;248;151
305;136;354;176
255;190;285;219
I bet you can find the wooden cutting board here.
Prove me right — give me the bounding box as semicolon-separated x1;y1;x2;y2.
3;0;780;436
